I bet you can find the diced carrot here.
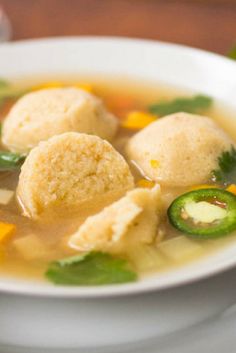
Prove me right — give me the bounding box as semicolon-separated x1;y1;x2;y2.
137;179;156;189
150;159;160;169
226;184;236;196
189;184;219;191
108;95;135;111
122;111;157;129
0;222;16;243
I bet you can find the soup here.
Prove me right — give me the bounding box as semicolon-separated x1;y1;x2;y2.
0;77;236;286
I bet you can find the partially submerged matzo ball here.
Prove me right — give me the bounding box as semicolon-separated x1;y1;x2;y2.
2;87;118;153
17;132;134;218
126;112;234;187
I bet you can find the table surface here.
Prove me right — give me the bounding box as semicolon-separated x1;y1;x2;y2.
1;0;236;56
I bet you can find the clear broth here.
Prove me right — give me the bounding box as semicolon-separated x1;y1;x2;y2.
0;76;236;282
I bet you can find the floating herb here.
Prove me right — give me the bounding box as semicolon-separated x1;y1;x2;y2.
46;252;137;286
211;146;236;185
0;151;26;171
149;95;213;117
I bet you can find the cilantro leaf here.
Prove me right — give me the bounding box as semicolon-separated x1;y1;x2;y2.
46;252;137;286
0;151;26;171
149;95;213;117
211;146;236;185
228;46;236;61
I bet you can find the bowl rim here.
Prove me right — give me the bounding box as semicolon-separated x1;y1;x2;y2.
1;34;235;64
0;36;236;298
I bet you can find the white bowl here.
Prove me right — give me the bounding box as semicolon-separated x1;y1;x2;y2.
0;37;236;352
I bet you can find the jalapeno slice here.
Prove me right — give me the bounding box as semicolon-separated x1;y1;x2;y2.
167;188;236;238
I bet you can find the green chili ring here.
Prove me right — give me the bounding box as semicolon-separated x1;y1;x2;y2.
167;188;236;239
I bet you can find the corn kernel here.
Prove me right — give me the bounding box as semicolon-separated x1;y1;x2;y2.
0;222;16;243
72;83;93;93
226;184;236;196
150;159;159;169
137;179;156;189
32;81;64;91
122;111;157;129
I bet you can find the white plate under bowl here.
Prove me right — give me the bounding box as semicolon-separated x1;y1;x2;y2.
0;37;236;351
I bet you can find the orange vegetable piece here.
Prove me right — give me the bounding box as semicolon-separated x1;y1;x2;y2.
108;95;135;111
122;111;157;129
32;81;64;91
0;222;16;243
226;184;236;196
72;83;93;93
32;81;93;93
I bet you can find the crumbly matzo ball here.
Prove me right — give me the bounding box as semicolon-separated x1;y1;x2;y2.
126;112;234;187
17;132;134;218
69;186;162;253
2;88;118;153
